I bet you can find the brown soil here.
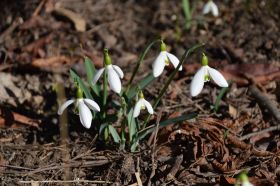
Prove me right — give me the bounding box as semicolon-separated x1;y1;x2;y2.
0;0;279;185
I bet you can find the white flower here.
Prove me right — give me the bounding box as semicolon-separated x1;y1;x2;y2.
203;0;219;17
153;51;182;77
58;98;100;129
190;54;228;97
241;181;254;186
133;92;154;118
153;41;182;78
93;64;124;94
93;49;124;94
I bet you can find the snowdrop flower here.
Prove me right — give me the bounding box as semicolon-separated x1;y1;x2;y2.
58;88;100;129
153;41;182;77
93;49;124;94
190;53;228;97
203;0;219;17
133;91;154;118
241;181;254;186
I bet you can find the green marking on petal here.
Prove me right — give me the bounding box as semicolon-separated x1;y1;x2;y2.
165;59;170;66
204;74;210;81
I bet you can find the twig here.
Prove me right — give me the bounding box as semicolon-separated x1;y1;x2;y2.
32;0;47;16
135;157;143;186
249;85;280;122
240;125;280;140
1;157;120;176
0;17;23;44
26;159;116;175
166;154;184;182
147;110;163;186
55;75;71;182
19;180;111;184
0;165;34;171
135;172;143;186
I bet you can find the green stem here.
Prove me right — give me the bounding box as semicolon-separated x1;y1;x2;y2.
142;43;204;129
102;69;108;119
125;39;161;94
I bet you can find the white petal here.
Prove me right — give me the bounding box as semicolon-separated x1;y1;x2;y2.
190;67;206;97
166;52;182;71
58;99;75;115
92;68;105;84
143;99;154;115
107;65;122;93
133;100;143;118
112;65;124;79
210;2;219;17
208;67;228;87
202;2;211;15
241;182;254;186
152;51;167;77
78;100;92;129
83;98;100;112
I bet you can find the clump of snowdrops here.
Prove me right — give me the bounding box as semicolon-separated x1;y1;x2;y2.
58;40;228;152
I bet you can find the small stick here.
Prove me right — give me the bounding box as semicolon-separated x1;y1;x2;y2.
32;0;47;16
54;75;71;182
147;110;163;186
19;180;111;184
135;172;143;186
240;125;280;140
249;85;280;122
0;18;23;44
166;154;184;182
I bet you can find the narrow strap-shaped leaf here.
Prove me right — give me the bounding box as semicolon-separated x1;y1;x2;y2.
126;73;155;99
127;108;137;142
84;57;100;96
138;112;197;140
108;125;120;143
70;69;93;100
214;81;231;112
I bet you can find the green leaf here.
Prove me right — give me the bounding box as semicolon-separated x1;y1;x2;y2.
130;139;139;152
70;69;93;100
213;81;231;112
138;112;197;140
127;39;160;87
127;108;137;142
126;73;155;99
182;0;191;19
84;57;100;96
99;123;108;136
182;0;192;29
108;125;120;143
84;57;96;82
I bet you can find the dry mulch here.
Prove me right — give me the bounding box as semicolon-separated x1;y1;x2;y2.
0;0;280;185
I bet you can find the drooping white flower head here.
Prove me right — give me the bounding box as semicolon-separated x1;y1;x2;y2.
203;0;219;17
241;181;254;186
190;53;228;97
153;41;182;78
133;91;154;118
57;88;100;129
92;49;124;94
